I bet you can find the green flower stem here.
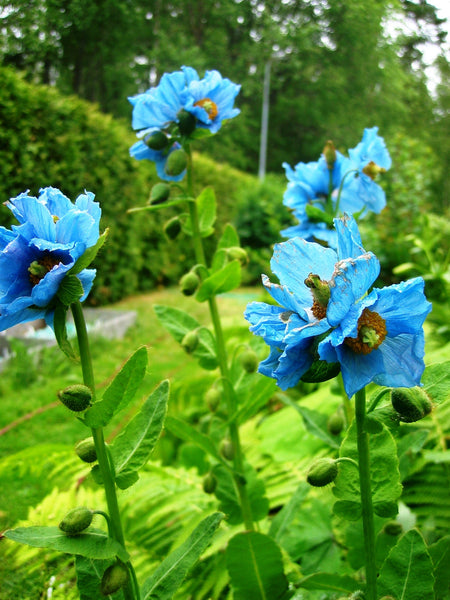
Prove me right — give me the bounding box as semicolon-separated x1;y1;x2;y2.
354;387;377;600
71;301;136;600
185;148;254;532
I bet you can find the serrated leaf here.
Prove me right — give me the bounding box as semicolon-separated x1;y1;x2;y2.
212;462;269;525
226;532;288;600
154;305;217;369
69;229;109;275
165;415;221;462
332;421;402;520
57;274;84;306
75;556;119;600
141;512;223;600
297;572;362;594
422;361;450;405
217;223;240;250
54;301;78;361
110;380;169;487
268;482;309;542
3;526;128;562
196;260;241;302
84;347;148;428
378;529;435;600
428;535;450;598
280;395;339;449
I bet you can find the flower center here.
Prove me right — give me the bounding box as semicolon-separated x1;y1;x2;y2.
362;161;386;180
194;98;218;120
305;273;330;319
28;252;60;285
344;308;387;354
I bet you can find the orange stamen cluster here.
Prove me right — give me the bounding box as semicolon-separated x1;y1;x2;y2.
29;253;60;285
312;300;327;320
194;98;218;120
344;308;387;355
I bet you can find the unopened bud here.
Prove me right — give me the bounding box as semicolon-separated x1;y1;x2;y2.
383;521;403;536
100;562;128;596
58;384;92;412
59;507;93;535
205;387;221;411
323;140;337;168
75;438;97;463
227;246;248;265
165;148;187;176
306;458;338;487
181;330;199;354
149;182;170;205
145;130;169;150
177;109;197;136
202;472;217;494
220;439;235;461
164;216;182;240
179;271;200;296
391;387;432;423
239;349;258;374
327;410;344;436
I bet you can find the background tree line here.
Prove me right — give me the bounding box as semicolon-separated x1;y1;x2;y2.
0;0;448;206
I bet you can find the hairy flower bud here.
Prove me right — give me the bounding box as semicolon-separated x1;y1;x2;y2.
59;507;93;535
391;387;432;423
220;439;235;461
323;140;337;169
181;330;199;354
239;349;258;373
179;271;200;296
327;410;345;436
149;182;171;205
75;438;97;463
164;216;182;240
177;109;197;136
145;130;169;150
58;384;92;412
202;472;217;494
165;149;188;176
306;458;338;487
100;562;129;596
205;387;221;412
227;246;248;265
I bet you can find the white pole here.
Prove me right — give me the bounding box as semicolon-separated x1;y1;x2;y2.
258;60;271;180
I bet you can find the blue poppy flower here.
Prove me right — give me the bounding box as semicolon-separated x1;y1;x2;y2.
129;138;186;182
181;69;241;133
0;187;100;330
245;215;380;389
318;277;431;398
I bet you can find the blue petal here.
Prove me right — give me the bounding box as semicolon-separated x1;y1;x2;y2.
334;214;366;259
260;274;309;320
244;301;289;345
78;269;96;301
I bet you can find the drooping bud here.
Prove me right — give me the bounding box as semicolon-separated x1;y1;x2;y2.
145;130;169;150
220;439;235;461
75;438;97;463
100;562;129;596
239;349;259;374
227;246;248;265
391;387;432;423
179;271;200;296
202;471;217;494
59;507;93;535
58;384;92;412
181;330;199;354
177;109;197;136
323;140;337;169
383;521;403;536
327;410;345;436
205;387;221;412
165;149;187;176
306;458;338;487
305;204;334;226
164;216;182;240
149;182;171;205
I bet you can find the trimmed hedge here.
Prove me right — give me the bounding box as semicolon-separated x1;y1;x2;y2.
0;67;275;304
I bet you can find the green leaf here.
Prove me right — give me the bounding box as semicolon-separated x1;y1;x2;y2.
53;301;78;361
3;526;128;562
110;380;169;488
279;395;339;449
226;532;289;600
69;229;109;275
333;421;402;520
75;556;117;600
141;512;223;600
422;361;450;405
297;572;362;594
196;187;217;237
84;347;148;428
268;483;310;542
378;529;435;600
211;248;229;273
57;274;84;306
154;305;217;369
217;223;240;250
196;260;241;302
428;535;450;599
165;415;221;462
212;462;269;525
233;376;277;424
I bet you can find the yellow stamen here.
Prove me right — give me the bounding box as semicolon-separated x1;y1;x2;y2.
194;98;218;120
